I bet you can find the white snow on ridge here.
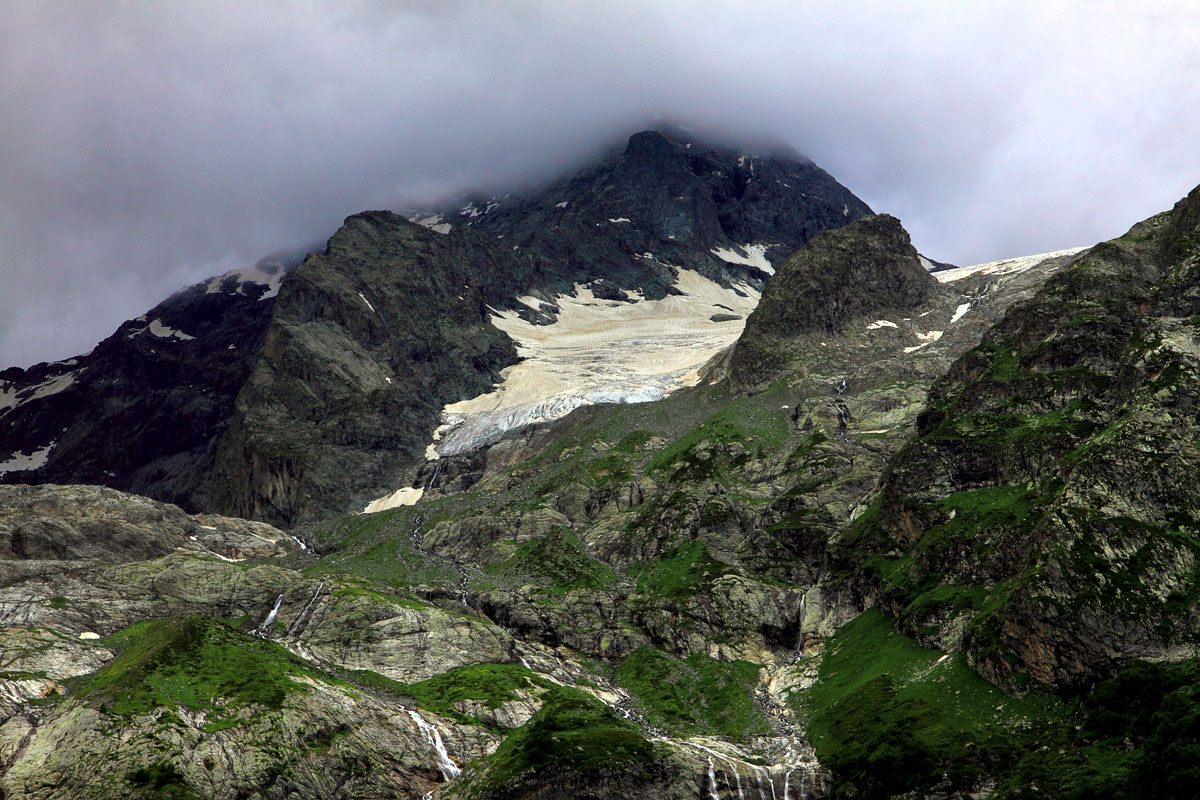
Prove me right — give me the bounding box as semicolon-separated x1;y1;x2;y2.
0;370;81;415
950;303;972;324
935;247;1086;284
432;269;762;457
204;261;287;300
0;442;54;477
413;213;452;235
918;255;935;271
711;243;773;275
866;320;898;330
148;319;195;341
608;217;631;223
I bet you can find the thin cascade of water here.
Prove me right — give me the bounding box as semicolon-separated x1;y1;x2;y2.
800;772;807;800
405;708;461;781
255;594;284;637
797;590;808;651
727;759;744;800
287;579;326;638
783;771;790;800
707;758;722;800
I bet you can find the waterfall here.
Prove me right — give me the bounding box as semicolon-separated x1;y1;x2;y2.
405;708;461;781
425;462;443;491
519;656;532;670
255;594;284;637
800;772;807;800
287;579;326;638
797;591;808;651
727;760;744;800
289;535;310;552
707;758;722;800
783;770;790;800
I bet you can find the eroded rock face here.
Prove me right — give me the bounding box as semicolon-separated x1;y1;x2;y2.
0;252;304;513
730;214;942;389
852;185;1200;691
3;129;873;529
0;484;295;563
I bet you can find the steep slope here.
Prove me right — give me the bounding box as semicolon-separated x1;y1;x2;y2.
3;200;1151;800
2;128;872;527
208;129;873;525
0;252;302;512
206;213;534;525
729;214;942;389
843;184;1200;694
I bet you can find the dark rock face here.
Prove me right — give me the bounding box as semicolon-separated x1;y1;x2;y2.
848;185;1200;692
0;252;301;512
451;128;872;304
207;213;535;525
2;129;871;526
730;214;941;388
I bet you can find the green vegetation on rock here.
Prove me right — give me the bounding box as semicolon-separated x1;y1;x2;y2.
615;646;768;740
80;616;332;730
476;687;657;788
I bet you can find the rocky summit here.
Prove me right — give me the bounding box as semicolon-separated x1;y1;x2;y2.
3;128;1200;800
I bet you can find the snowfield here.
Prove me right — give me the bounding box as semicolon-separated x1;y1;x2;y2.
431;267;761;457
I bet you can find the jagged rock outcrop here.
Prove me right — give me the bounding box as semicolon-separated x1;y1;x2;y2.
4;128;874;527
847;184;1200;692
730;214;941;388
0;252;303;512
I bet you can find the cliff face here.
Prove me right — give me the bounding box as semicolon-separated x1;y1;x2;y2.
729;214;941;389
206;213;532;525
845;185;1200;693
2;129;873;527
0;253;300;512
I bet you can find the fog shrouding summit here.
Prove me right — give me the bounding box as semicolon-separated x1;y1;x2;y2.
2;0;1199;367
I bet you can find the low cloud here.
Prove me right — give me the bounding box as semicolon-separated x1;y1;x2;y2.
2;0;1198;366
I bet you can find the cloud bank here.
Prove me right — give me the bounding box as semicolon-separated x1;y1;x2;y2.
2;0;1198;366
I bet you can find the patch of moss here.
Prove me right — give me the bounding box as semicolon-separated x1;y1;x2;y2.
628;540;732;599
78;616;333;730
614;646;768;740
127;761;196;799
479;687;656;787
800;610;1066;798
486;527;618;593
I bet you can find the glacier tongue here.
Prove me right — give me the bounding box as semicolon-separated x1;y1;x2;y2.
431;268;760;457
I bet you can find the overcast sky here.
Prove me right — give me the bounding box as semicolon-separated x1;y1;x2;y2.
2;1;1199;367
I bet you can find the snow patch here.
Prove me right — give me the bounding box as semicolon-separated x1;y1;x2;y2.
357;292;377;314
364;487;424;513
866;320;898;330
148;319;195;341
950;303;972;324
710;243;773;275
412;213;452;234
0;371;80;415
433;269;761;456
935;247;1086;284
918;255;935;271
608;217;631;223
204;261;287;299
555;201;569;209
0;442;55;476
79;632;100;640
